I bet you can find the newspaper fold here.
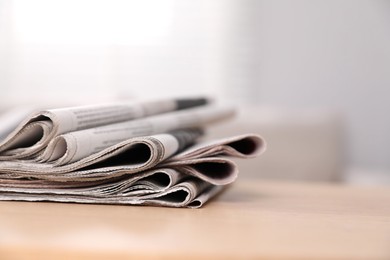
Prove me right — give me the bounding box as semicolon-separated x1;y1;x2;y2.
0;168;225;208
0;134;264;186
0;133;264;207
0;98;208;159
39;104;234;165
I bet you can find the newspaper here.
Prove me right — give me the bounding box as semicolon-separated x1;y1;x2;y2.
0;97;208;159
0;134;265;208
38;104;235;165
0;173;223;208
0;99;265;208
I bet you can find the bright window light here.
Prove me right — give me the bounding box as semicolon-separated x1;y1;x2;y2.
12;0;174;45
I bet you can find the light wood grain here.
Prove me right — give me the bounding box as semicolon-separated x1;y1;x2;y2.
0;180;389;259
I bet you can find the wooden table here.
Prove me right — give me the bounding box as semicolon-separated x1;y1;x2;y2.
0;180;389;259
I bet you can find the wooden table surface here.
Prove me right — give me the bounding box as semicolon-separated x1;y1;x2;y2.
0;180;389;260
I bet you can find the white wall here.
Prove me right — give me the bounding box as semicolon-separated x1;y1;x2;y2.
254;1;390;171
0;0;220;105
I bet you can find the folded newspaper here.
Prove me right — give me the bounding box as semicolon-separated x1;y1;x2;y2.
0;97;266;208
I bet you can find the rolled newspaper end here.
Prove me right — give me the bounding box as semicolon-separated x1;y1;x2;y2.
160;134;266;185
138;178;211;208
187;185;225;209
170;134;266;160
0;106;36;142
165;158;238;186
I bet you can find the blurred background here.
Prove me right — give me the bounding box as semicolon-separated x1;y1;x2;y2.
1;0;389;184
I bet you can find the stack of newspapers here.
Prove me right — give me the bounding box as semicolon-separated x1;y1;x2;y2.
0;98;265;208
